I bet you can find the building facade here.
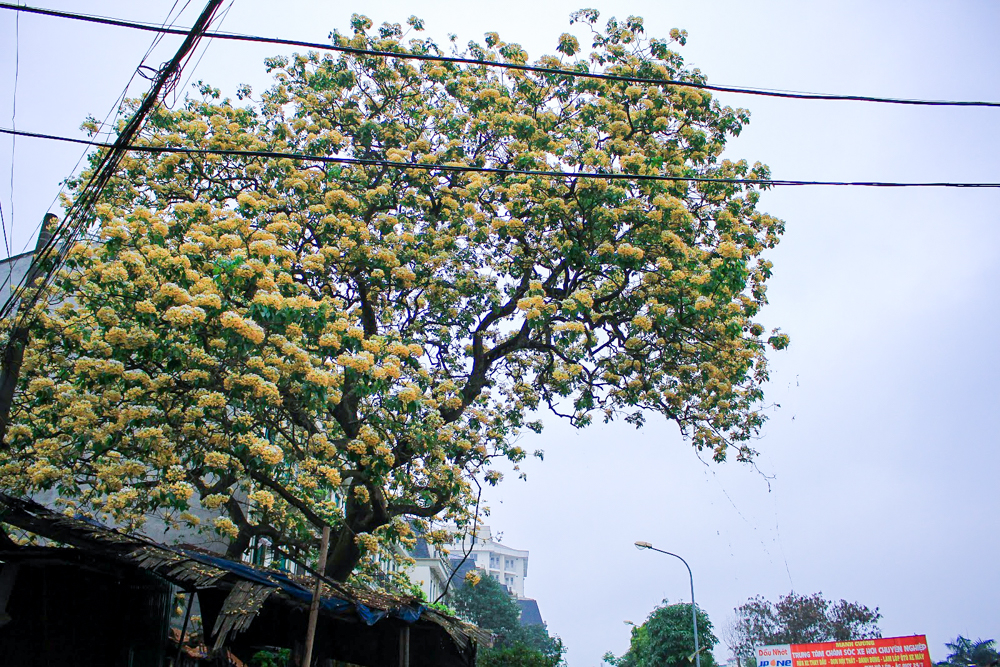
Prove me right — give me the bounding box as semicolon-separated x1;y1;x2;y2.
453;524;529;599
404;536;453;603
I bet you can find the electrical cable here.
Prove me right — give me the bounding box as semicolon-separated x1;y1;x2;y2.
4;0;20;258
434;475;483;603
3;126;999;189
2;2;999;109
0;0;225;324
0;0;199;271
0;201;9;286
0;187;8;262
167;0;234;108
0;0;203;300
97;0;188;137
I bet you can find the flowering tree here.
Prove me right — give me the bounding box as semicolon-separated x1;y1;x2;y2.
0;12;786;581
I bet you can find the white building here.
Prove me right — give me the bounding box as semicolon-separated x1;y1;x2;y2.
453;524;529;599
404;537;453;603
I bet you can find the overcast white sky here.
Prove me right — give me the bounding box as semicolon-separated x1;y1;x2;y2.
1;2;997;666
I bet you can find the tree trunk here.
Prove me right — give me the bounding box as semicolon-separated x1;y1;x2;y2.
323;482;391;581
325;526;363;582
0;327;29;447
0;214;58;448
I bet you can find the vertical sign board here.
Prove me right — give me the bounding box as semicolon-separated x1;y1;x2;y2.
757;644;793;667
757;636;932;667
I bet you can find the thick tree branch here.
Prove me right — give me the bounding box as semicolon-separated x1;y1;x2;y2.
245;468;326;529
353;272;379;338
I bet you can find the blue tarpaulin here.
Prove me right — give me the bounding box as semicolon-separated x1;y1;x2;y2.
178;546;425;626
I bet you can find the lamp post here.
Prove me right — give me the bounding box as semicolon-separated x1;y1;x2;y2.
635;540;701;667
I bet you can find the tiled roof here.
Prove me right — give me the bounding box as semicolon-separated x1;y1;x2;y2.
411;536;431;559
518;598;544;626
448;556;479;584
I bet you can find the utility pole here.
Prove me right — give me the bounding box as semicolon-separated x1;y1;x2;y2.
0;0;225;447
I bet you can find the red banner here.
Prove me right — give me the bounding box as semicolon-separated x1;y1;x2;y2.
756;635;932;667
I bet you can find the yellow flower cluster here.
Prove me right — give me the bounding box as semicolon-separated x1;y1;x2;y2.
632;315;654;331
197;392;227;409
355;531;379;554
229;373;281;402
249;489;275;509
135;300;157;314
248;439;284;466
203;451;231;468
716;241;742;259
163;305;207;327
617;243;645;260
214;517;239;539
553;321;586;333
337;351;376;373
203;494;229;510
397;384;422;404
218;311;265;344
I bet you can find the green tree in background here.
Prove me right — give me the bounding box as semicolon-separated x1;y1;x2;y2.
728;592;881;661
453;572;523;638
605;600;718;667
516;622;566;659
452;572;564;666
478;643;563;667
937;637;997;667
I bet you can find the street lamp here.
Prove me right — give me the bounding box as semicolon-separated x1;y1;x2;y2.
635;540;701;667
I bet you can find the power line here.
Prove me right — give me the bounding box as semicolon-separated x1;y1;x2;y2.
3;126;1000;189
0;0;201;269
168;0;234;109
0;0;226;324
2;2;999;109
0;200;8;263
0;2;226;453
4;0;20;258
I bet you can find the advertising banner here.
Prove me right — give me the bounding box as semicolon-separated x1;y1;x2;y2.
756;635;932;667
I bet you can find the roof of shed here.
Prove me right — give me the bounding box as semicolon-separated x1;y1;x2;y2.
0;492;490;664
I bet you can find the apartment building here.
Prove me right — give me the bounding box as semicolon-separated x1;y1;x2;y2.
452;524;529;599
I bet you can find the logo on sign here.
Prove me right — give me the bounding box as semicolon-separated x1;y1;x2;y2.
757;644;793;667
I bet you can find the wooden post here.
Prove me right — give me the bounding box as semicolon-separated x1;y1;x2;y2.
302;526;331;667
399;625;410;667
173;591;194;667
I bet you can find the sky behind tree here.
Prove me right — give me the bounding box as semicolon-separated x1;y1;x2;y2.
1;2;997;665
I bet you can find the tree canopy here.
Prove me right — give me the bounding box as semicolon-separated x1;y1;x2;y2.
0;10;786;581
453;572;523;638
938;637;998;667
606;600;718;667
727;592;882;660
